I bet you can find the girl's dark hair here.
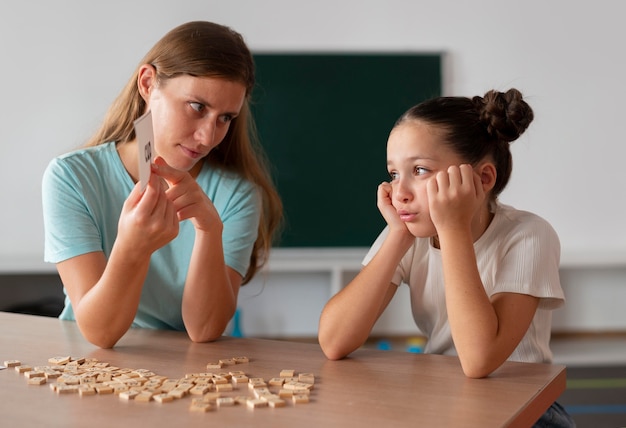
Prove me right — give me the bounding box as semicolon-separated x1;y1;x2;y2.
396;88;534;197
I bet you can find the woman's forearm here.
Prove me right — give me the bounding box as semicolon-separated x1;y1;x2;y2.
182;230;240;342
70;245;151;348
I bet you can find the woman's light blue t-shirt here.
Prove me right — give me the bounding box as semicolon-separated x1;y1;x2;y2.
42;142;261;330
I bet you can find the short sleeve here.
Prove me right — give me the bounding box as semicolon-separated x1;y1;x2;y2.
212;175;261;278
490;215;564;310
42;158;103;263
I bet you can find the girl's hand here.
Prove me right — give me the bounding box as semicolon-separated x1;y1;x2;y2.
377;181;411;234
426;164;484;234
152;157;222;233
117;171;179;255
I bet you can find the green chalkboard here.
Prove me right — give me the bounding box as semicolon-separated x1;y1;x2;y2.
251;53;441;247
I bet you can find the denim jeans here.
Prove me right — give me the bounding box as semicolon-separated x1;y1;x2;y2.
533;401;576;427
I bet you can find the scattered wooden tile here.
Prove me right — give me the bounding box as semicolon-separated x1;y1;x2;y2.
78;385;96;396
248;378;267;389
298;373;315;384
233;395;249;405
216;372;232;381
283;381;313;391
215;383;233;392
12;354;317;414
211;375;229;385
292;394;310;404
202;392;221;403
246;398;268;409
44;370;62;380
27;377;47;386
95;385;114;395
267;397;286;408
153;393;174;403
135;391;154;403
192;378;213;386
206;362;223;370
253;387;272;399
189;385;212;395
24;370;45;379
56;384;79;394
112;385;129;395
268;377;285;386
119;390;140;400
168;388;188;399
216;397;236;407
278;389;294;398
190;398;214;412
48;356;71;365
231;374;249;384
160;379;178;392
279;369;295;378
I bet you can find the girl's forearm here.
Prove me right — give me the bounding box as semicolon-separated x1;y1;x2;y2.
438;229;499;376
319;230;413;359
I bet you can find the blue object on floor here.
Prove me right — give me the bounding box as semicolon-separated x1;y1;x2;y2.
231;307;243;337
406;337;425;353
377;340;392;351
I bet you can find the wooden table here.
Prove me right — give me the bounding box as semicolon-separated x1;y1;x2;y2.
0;312;565;427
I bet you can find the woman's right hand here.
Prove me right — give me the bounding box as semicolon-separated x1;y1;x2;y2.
117;171;179;256
56;171;178;349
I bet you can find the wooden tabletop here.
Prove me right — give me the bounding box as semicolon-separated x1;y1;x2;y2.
0;312;565;427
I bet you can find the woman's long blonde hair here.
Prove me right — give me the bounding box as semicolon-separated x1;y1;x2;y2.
86;21;282;283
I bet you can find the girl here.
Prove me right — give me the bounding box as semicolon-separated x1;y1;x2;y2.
318;89;573;426
42;21;282;349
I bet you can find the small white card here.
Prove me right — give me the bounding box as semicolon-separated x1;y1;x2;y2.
133;110;154;191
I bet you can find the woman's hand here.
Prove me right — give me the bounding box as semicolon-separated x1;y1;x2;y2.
152;157;222;233
117;170;179;255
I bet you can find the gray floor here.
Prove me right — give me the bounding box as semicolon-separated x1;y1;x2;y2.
551;334;626;367
362;334;626;367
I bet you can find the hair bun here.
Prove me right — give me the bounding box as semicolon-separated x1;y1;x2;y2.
472;88;534;143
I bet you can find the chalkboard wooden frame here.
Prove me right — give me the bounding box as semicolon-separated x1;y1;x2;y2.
251;53;442;247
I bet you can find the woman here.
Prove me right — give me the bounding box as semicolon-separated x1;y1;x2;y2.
42;21;282;348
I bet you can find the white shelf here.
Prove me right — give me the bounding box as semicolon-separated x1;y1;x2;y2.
261;247;367;294
560;251;626;269
0;257;55;274
2;248;624;277
263;247;366;271
264;247;626;271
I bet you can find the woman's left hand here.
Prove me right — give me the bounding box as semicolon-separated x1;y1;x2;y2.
426;164;484;233
151;157;222;233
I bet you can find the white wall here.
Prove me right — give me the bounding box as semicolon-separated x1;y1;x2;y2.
3;0;626;268
2;0;625;334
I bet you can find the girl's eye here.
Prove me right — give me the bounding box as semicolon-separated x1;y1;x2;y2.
189;102;205;112
388;171;399;180
415;166;429;176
